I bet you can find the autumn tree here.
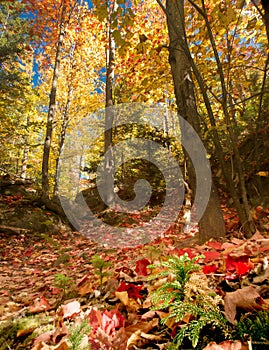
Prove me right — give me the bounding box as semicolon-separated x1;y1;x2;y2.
155;0;269;238
25;0;86;198
154;0;225;242
52;6;105;195
0;0;41;178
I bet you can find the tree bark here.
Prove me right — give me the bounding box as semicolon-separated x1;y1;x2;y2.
165;0;226;242
103;0;117;206
261;0;269;41
41;2;67;198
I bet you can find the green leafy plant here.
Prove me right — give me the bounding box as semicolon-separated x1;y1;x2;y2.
54;273;75;301
68;319;91;350
91;254;112;293
149;253;230;349
237;311;269;348
144;243;165;263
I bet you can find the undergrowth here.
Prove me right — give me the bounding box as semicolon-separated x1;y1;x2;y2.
149;253;231;349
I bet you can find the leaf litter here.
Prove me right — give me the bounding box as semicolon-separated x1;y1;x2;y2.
0;206;269;349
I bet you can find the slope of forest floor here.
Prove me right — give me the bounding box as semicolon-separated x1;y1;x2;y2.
1;192;269;350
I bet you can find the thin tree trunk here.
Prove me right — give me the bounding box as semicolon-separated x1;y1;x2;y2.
103;0;117;206
21;145;29;179
41;2;66;198
53;91;71;195
165;0;226;242
21;115;30;179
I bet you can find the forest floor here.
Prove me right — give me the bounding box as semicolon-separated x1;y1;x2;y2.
1;193;269;350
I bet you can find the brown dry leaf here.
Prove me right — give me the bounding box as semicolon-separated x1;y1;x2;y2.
31;342;51;350
53;341;69;350
125;318;159;339
253;267;269;284
115;291;129;306
17;326;36;337
33;331;53;347
140;332;163;341
111;327;127;350
203;340;249;350
126;330;143;349
77;280;94;296
224;286;267;324
52;316;69;344
126;298;142;313
141;310;157;320
142;294;152;308
250;231;265;241
31;340;69;350
259;239;269;250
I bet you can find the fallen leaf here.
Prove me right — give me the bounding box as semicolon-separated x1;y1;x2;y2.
206;240;223;250
203;251;221;263
203;340;249;349
59;301;81;319
33;331;53;347
115;291;129;306
116;281;144;299
29;297;50;314
224;286;268;324
135;258;150;276
203;264;218;274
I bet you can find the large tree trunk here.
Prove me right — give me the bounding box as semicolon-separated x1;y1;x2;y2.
165;0;226;242
41;2;66;198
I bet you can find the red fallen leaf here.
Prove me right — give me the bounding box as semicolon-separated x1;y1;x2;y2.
24;247;33;257
225;254;249;271
51;287;61;295
87;307;126;348
235;262;250;276
173;247;197;259
30;297;50;313
116;281;143;299
87;307;102;332
135;258;150;276
203;264;218;274
101;309;125;335
59;301;80;319
203;251;221;263
103;308;125;330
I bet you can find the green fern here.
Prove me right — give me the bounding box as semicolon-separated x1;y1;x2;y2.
91;254;112;293
149;253;202;303
149;253;230;349
68;319;91;350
